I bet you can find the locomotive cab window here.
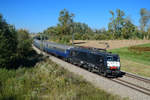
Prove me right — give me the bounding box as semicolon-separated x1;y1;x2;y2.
113;56;119;61
107;56;113;61
107;56;119;61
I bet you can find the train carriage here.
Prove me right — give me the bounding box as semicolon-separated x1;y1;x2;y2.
34;39;73;58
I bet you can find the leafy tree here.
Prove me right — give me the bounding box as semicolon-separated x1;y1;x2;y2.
17;29;32;58
121;18;136;39
140;8;150;39
147;26;150;39
109;9;125;34
72;22;93;34
0;14;18;68
140;8;150;32
108;9;136;39
108;10;116;36
58;9;74;35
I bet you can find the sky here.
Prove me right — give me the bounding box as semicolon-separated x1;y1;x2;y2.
0;0;150;33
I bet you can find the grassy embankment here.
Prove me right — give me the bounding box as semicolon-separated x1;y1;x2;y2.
109;43;150;77
0;59;127;100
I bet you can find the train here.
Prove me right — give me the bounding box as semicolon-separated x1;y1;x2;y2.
33;39;121;77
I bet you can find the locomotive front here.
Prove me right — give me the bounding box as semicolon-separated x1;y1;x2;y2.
105;54;121;76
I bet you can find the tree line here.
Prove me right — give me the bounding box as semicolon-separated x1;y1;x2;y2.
0;14;33;69
41;8;150;43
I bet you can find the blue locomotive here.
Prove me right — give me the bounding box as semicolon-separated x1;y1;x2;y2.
34;39;121;77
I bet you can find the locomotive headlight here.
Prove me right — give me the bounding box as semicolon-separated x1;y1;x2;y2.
107;61;120;68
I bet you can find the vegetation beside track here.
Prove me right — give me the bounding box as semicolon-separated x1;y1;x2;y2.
0;59;127;100
109;43;150;77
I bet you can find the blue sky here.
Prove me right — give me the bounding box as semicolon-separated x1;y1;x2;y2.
0;0;150;33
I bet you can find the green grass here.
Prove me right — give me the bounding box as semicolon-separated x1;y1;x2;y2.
0;59;127;100
109;43;150;77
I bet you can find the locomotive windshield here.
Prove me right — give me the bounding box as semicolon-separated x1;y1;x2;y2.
107;56;119;61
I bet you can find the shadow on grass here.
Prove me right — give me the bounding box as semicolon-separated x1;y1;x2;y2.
0;96;16;100
74;41;86;44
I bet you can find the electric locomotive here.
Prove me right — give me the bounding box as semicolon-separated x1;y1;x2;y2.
68;47;121;77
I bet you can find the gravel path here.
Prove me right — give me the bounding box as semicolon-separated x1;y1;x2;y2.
33;46;150;100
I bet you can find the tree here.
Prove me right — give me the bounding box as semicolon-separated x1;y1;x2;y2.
121;18;135;39
108;10;116;35
147;26;150;39
0;14;18;68
108;9;126;38
57;9;74;35
140;8;150;39
72;22;93;34
108;9;136;39
140;8;150;32
17;29;32;58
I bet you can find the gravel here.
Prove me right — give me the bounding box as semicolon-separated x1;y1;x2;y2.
33;46;150;100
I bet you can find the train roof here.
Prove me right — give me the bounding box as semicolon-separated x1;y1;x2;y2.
34;39;74;50
71;47;118;57
34;39;119;57
46;41;74;50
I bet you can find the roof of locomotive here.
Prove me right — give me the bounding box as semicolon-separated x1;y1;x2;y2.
70;46;119;57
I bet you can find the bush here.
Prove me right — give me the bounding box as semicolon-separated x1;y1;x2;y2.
0;14;18;69
0;14;35;69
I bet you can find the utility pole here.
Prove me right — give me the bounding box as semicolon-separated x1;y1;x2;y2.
71;24;74;45
72;32;74;45
40;33;43;55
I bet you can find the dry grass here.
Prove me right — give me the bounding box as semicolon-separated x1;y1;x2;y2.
121;58;150;77
74;40;150;49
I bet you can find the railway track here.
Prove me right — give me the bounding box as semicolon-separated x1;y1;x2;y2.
124;72;150;84
109;71;150;96
110;78;150;96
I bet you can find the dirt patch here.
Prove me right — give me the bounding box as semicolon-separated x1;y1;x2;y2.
128;46;150;52
74;40;150;50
